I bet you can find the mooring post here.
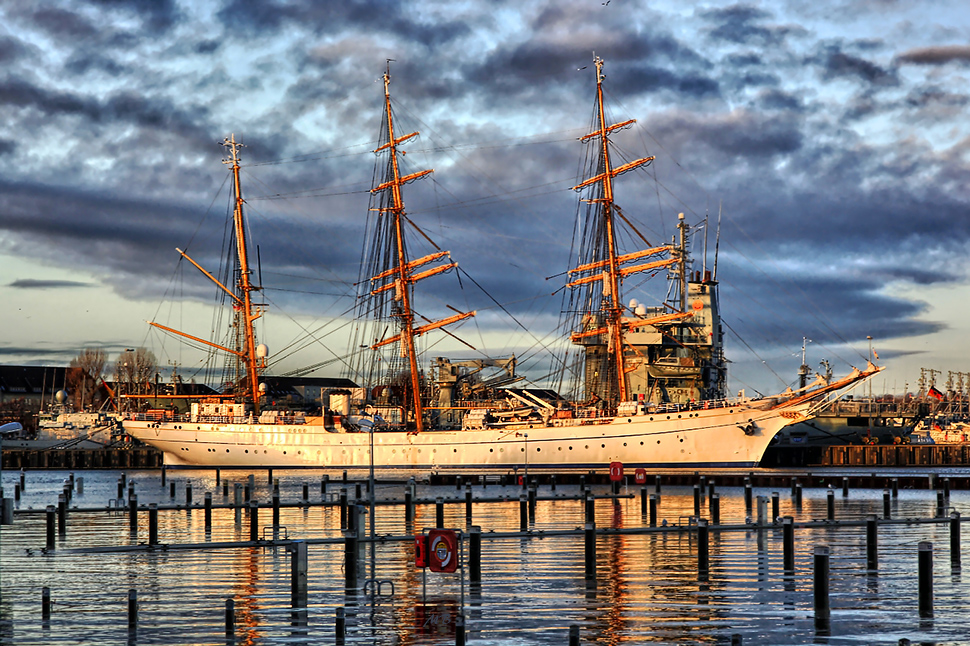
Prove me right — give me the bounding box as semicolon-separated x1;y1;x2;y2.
335;607;346;646
272;492;281;528
936;490;945;518
814;546;831;633
744;479;753;511
584;522;596;583
756;496;767;526
771;491;780;522
826;488;835;522
247;474;255;497
470;525;482;586
186;481;193;508
321;474;329;497
640;486;647;516
782;517;795;571
842;476;849;497
919;541;933;618
551;474;557;492
225;598;234;638
456;613;466;646
465;484;473;525
528;483;537;522
234;483;242;525
57;494;66;536
128;493;138;535
161;465;166;487
0;498;11;526
795;483;803;507
249;500;258;542
14;483;20;502
649;494;658;527
711;494;721;526
342;469;348;484
340;488;348;529
204;492;212;530
569;624;580;646
437;497;445;529
290;540;308;608
267;468;273;485
302;482;309;504
45;505;55;550
344;531;358;592
456;476;462;491
693;484;701;517
222;480;229;497
866;515;878;571
170;480;176;499
928;473;936;490
583;487;593;523
215;468;220;487
76;476;83;496
519;494;527;531
883;489;891;519
790;477;797;497
892;477;899;498
117;477;124;501
731;635;742;645
654;474;661;494
42;587;51;621
943;477;950;499
127;588;138;631
697;518;710;580
708;479;716;499
355;482;362;501
404;483;414;523
149;503;158;545
950;511;961;568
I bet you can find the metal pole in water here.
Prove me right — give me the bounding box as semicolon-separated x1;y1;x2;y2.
42;587;51;621
842;476;849;497
795;483;803;507
771;492;779;522
655;475;661;494
234;484;242;525
519;494;527;531
127;588;138;631
215;468;220;487
569;625;580;646
76;477;83;496
711;494;720;526
892;477;899;498
185;482;193;508
693;484;701;517
826;488;835;521
57;494;66;536
302;482;309;503
321;474;329;497
465;483;473;526
290;540;308;608
936;490;945;518
335;607;346;646
697;518;710;580
268;468;273;485
813;546;831;633
649;494;658;527
731;635;742;645
272;492;281;528
404;483;413;523
249;500;258;542
14;483;20;502
170;480;176;499
640;486;647;515
437;497;445;529
744;480;753;511
161;465;166;487
204;492;212;530
340;488;348;529
45;505;55;550
128;494;138;535
528;483;537;522
551;474;556;492
584;522;596;583
782;517;794;571
117;477;124;500
225;598;234;638
344;531;358;592
756;496;767;526
883;490;891;519
918;541;933;618
222;480;229;497
951;511;961;568
866;515;878;571
943;477;950;499
585;489;594;524
149;504;158;545
470;525;481;586
247;474;255;497
791;477;797;497
708;479;716;499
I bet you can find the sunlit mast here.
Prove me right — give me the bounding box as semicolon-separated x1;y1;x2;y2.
568;56;691;404
367;63;474;431
148;135;263;412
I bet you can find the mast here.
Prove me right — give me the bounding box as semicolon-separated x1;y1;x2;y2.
569;56;660;404
222;135;263;412
364;63;473;432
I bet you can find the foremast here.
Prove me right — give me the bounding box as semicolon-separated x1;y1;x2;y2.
148;135;264;412
568;56;691;405
364;63;474;432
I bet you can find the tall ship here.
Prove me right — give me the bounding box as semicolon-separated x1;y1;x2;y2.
123;59;880;470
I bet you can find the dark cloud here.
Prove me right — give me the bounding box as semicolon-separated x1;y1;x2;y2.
701;4;804;47
0;139;15;156
0;36;26;64
90;0;181;33
813;44;898;86
29;7;100;41
8;279;93;290
898;45;970;65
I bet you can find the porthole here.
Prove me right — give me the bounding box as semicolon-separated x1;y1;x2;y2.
454;449;458;453
666;416;671;420
601;444;605;448
677;415;682;419
283;451;287;455
585;445;589;449
521;448;525;452
640;441;644;445
226;449;229;453
623;442;627;446
627;419;631;423
536;448;541;452
245;450;249;453
569;446;573;450
490;448;494;453
650;417;654;421
656;440;661;444
679;438;684;443
558;447;562;451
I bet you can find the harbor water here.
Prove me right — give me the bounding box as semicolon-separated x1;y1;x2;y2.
1;468;968;645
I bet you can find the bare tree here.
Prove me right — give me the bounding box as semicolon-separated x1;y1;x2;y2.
67;348;107;409
115;348;158;402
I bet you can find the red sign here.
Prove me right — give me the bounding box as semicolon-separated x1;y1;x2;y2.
427;529;459;573
415;534;428;568
609;461;624;482
634;468;647;484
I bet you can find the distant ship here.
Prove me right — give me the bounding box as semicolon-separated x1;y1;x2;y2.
124;59;880;470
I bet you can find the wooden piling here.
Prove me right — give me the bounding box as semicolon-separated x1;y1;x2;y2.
892;477;899;498
57;494;66;536
302;482;309;503
225;598;234;637
697;518;710;580
290;540;308;608
918;541;933;618
76;476;83;495
584;522;596;583
169;481;176;499
344;531;358;591
117;477;124;500
215;468;220;487
569;624;580;646
268;468;273;485
951;512;961;567
826;488;835;521
249;500;258;542
795;483;803;507
340;488;348;529
456;613;466;646
649;494;658;527
640;486;647;516
771;491;779;522
936;490;945;518
222;480;229;497
234;484;242;525
883;490;891;519
127;588;138;631
204;492;212;530
465;484;473;525
161;465;166;487
842;476;849;497
744;480;753;511
585;489;594;524
45;505;55;550
273;492;281;528
335;607;346;645
321;474;329;497
470;525;482;586
814;546;831;633
711;494;721;526
436;497;445;529
186;482;193;507
404;483;414;523
519;494;527;531
42;587;51;621
129;494;138;535
693;484;701;517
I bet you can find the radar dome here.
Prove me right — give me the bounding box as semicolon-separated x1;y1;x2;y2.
55;389;68;404
628;299;639;309
258;382;268;393
256;344;269;358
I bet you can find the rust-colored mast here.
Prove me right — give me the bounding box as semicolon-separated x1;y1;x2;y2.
223;134;262;413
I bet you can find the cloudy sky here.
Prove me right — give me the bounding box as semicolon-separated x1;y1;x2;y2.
2;0;970;397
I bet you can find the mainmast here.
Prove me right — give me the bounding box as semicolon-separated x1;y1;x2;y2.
223;135;263;412
365;63;474;432
568;56;674;404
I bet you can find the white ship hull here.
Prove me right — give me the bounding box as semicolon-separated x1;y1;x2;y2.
124;399;808;471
